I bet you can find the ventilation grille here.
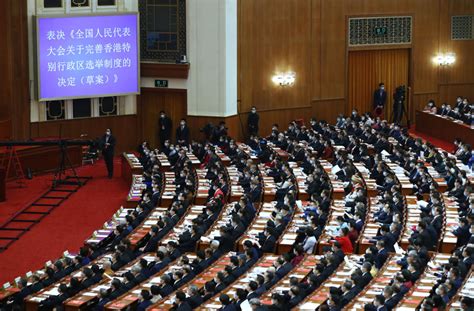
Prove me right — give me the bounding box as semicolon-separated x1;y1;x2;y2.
452;15;474;40
348;16;412;47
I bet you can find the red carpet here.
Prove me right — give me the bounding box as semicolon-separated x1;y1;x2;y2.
0;157;129;284
408;124;455;152
0;174;52;224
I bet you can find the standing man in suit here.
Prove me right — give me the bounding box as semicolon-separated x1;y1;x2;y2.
176;118;190;147
248;106;260;137
100;128;116;178
373;83;387;117
158;111;172;148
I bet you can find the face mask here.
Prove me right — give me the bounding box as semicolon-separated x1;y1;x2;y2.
106;131;111;136
160;114;165;118
181;123;185;126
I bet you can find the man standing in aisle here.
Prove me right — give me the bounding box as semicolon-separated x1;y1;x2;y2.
373;83;387;117
176;118;190;147
248;106;260;137
100;128;116;178
158;111;172;148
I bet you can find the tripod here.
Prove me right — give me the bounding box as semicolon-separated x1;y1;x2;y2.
52;141;85;189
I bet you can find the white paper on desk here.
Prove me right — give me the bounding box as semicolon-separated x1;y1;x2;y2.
394;243;405;255
240;300;252;311
428;260;438;269
381;150;390;157
44;288;60;296
417;200;428;208
296;200;303;210
344;256;355;269
331;165;342;174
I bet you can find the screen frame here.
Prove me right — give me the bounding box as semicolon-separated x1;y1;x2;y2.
34;12;141;102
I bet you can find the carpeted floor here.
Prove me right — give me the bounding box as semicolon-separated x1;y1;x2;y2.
408;124;455;152
0;173;52;225
0;157;129;284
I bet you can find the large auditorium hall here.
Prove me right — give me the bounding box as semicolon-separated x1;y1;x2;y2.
1;0;474;310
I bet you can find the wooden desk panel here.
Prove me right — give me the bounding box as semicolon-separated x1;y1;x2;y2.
0;145;81;179
415;110;474;147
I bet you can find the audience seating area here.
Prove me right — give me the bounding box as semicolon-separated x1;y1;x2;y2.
1;111;474;311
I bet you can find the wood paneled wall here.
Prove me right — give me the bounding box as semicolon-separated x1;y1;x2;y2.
30;115;140;154
238;0;474;135
2;0;474;150
138;88;187;147
0;0;30;139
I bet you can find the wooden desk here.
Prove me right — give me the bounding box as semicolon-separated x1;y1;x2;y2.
276;202;308;255
84;207;135;246
195;169;211;205
357;197;383;254
121;153;143;185
297;254;365;310
260;255;321;306
125;175;146;208
199;203;238;251
159;205;207;247
415;110;474;147
0;144;81;179
0;286;20;305
447;268;474;310
395;253;450;310
127;207;169;249
199;254;279;310
347;254;403;311
316;200;346;253
237;202;278;252
161;172;176;207
63;253;158;310
149;252;233;310
441;196;460;253
104;253;196;310
400;196;421;250
25;254;113;311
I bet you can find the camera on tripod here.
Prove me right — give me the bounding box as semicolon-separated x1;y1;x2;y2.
392;85;407;125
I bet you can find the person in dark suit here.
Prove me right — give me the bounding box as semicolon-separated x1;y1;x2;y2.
248;106;260;137
360;262;373;288
158;274;174;297
340;281;358;307
174;291;192;311
453;217;471;248
219;293;237;311
159;111;172;148
375;240;388;270
275;254;293;279
373;83;387;117
100;128;116;178
137;289;153;311
187;285;203;309
176;119;190;146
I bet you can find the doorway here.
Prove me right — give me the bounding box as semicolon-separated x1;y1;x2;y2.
348;48;410;122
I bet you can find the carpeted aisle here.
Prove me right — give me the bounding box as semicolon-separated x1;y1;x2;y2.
0;157;129;284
